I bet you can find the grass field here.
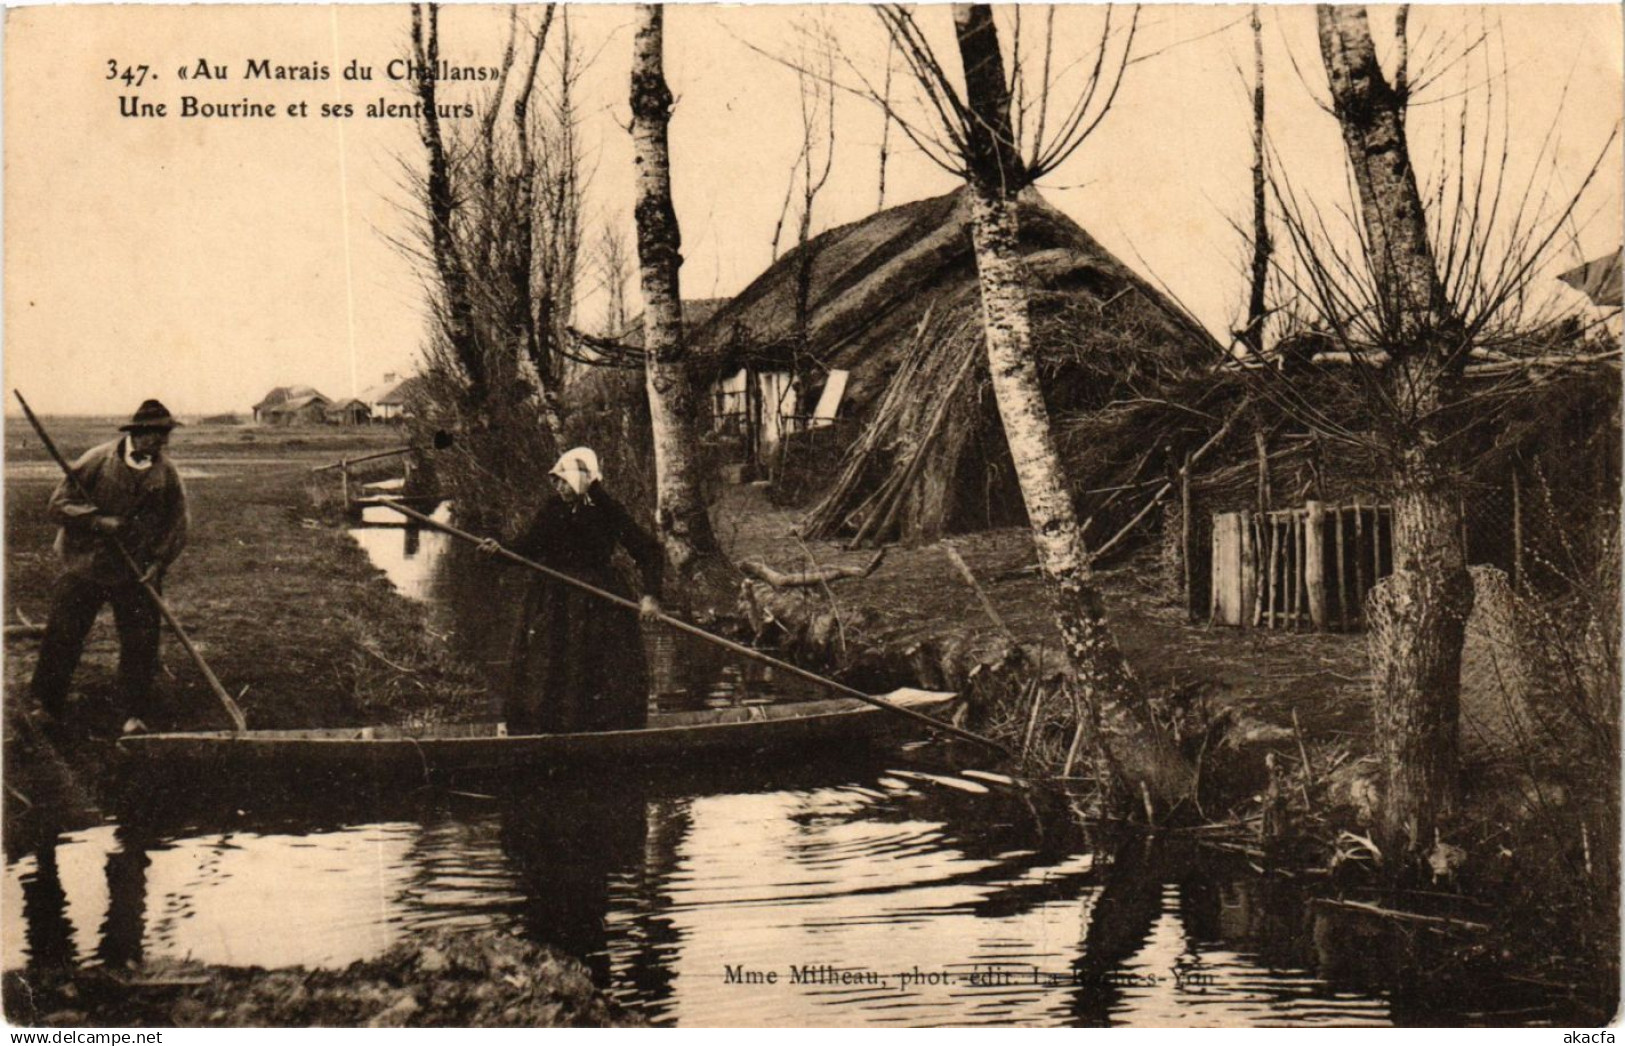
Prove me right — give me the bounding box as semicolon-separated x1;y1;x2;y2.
4;419;485;742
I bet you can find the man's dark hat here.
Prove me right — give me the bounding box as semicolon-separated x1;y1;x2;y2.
120;399;180;432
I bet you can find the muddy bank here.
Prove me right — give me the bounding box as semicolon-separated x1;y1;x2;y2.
2;929;642;1028
718;485;1369;735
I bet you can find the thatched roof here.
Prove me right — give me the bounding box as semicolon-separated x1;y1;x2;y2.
252;384;325;411
266;392;332;415
375;376;426;407
690;188;1223;545
690;187;1220;409
559;189;1229;546
1558;249;1623;308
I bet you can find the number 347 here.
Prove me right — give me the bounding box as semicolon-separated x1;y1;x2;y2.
106;60;151;87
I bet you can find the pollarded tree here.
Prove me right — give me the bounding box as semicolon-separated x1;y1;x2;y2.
1316;4;1471;862
1259;6;1617;862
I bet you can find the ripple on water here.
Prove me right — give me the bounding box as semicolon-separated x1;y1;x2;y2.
0;754;1530;1022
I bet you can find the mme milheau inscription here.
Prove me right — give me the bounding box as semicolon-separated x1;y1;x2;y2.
724;962;1217;992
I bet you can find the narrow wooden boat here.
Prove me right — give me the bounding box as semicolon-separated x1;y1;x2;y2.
115;688;958;783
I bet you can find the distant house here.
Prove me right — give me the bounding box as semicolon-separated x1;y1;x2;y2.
252;384;329;425
359;373;425;423
264;392;334;426
326;398;372;426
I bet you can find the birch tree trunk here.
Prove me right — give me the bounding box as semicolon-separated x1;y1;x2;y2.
1318;5;1472;859
953;3;1192;813
1243;5;1270;356
630;5;729;611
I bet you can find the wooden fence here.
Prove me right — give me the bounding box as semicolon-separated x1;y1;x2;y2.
1211;501;1393;631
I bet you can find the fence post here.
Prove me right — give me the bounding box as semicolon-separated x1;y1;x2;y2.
1255;428;1271;516
1511;467;1523;590
1239;509;1257;629
1266;513;1281;628
1181;449;1193;620
1305;500;1327;630
1353;497;1366;618
1288;511;1301;629
1335;504;1350;629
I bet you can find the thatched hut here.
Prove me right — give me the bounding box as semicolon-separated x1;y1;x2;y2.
254;387;333;426
325;397;372;425
252;384;327;425
687;187;1223;544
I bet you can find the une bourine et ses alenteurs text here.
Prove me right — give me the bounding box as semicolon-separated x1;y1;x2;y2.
109;57;498;120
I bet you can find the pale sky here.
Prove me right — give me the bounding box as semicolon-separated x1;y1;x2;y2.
4;4;1620;417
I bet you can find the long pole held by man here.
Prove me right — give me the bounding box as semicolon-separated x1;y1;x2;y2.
18;394;245;737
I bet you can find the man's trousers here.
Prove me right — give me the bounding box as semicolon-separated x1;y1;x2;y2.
30;573;161;721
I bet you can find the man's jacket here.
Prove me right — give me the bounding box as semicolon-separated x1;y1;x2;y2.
48;437;189;585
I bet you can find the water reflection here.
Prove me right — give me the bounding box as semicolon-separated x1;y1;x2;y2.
19;833;76;974
349;517;827;704
96;824;153;970
0;520;1576;1025
349;517;526;674
500;784;650;983
4;766;1583;1025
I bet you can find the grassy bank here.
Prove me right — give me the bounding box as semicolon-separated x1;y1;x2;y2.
5;421;487;734
3;421;492;832
2;929;642;1027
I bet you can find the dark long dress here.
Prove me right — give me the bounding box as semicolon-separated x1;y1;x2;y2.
504;483;663;734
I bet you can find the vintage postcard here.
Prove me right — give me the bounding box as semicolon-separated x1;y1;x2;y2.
2;2;1620;1030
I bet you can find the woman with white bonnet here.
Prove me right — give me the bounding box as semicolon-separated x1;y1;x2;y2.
480;447;663;733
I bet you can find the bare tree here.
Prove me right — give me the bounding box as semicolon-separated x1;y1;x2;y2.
1255;5;1619;862
792;63;837;355
877;35;895;211
1316;6;1469;861
411;3;484;402
866;4;1193;814
630;4;734;615
404;3;598;529
595;222;632;338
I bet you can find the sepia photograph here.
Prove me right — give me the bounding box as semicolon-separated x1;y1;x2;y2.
1;1;1620;1029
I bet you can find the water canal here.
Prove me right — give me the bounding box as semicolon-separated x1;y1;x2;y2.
0;518;1571;1026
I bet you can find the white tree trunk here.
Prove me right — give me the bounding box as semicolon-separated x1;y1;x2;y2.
967;181;1193;811
631;5;724;604
948;2;1190;812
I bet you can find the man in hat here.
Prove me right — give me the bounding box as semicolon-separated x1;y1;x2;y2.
31;400;189;736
